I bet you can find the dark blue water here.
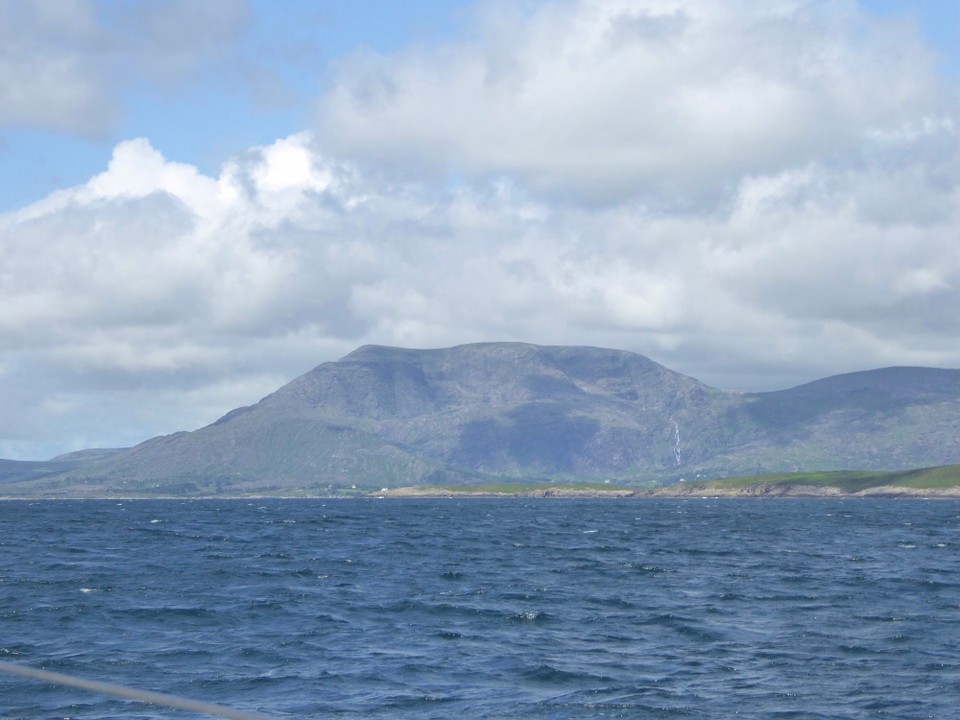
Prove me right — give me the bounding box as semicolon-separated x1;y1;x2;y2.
1;499;956;719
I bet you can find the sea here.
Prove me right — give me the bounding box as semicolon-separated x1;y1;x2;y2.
0;498;957;720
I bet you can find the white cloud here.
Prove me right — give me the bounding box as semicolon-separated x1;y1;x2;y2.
315;0;950;207
0;0;958;459
0;0;247;138
1;121;958;457
86;138;218;204
0;0;114;135
253;134;331;193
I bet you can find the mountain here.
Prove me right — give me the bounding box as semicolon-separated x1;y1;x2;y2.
0;449;127;486
5;343;960;496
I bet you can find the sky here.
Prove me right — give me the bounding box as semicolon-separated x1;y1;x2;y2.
0;0;958;461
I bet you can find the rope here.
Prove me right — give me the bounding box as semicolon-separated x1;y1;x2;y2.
0;660;275;720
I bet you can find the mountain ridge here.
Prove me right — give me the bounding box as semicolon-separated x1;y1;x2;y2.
4;343;959;496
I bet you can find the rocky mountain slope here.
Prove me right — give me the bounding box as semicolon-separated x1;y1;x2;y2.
6;343;960;496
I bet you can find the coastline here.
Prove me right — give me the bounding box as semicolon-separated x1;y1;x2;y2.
638;484;960;499
2;484;959;501
371;484;960;499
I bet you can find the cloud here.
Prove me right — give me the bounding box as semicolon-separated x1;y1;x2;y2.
0;0;247;138
1;121;958;457
0;134;351;457
115;0;248;88
314;0;951;207
0;0;115;135
0;0;958;459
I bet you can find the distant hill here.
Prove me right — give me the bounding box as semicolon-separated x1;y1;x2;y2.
4;343;959;496
0;449;127;488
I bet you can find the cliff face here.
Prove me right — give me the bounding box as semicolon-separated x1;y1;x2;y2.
11;343;960;496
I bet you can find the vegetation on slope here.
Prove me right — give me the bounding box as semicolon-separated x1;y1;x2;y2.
679;464;960;493
377;466;960;497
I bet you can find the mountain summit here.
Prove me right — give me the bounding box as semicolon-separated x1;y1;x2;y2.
12;343;960;496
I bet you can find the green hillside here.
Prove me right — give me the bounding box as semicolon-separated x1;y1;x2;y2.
682;464;960;493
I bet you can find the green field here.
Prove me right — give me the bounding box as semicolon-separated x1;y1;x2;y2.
443;482;629;493
385;466;960;497
699;464;960;492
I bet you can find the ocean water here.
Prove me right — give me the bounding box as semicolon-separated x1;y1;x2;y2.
0;498;956;720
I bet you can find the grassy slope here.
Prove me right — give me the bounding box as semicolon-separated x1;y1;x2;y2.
383;466;960;497
700;464;960;491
